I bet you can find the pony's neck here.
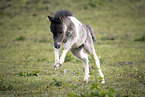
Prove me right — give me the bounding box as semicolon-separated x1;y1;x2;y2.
63;17;73;32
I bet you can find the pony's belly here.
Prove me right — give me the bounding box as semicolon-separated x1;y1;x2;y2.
71;43;80;48
71;39;85;48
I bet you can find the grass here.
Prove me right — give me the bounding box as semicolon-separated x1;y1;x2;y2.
0;0;145;96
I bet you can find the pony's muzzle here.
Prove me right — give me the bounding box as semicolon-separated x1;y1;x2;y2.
54;42;61;49
54;45;60;49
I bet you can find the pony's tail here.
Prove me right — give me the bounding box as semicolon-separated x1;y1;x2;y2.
86;25;96;42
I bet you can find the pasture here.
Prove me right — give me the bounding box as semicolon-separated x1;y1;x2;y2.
0;0;145;96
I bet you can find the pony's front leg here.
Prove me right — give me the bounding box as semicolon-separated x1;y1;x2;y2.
57;49;68;67
54;47;60;70
56;37;76;69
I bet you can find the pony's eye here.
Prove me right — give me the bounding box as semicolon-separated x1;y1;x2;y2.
59;31;63;34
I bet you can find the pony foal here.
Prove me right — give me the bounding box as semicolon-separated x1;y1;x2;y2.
47;10;105;83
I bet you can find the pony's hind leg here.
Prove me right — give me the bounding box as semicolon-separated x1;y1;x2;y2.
92;51;105;83
71;47;89;83
84;38;105;83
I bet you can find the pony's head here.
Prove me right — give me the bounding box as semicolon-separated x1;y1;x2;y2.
47;16;66;49
47;10;73;49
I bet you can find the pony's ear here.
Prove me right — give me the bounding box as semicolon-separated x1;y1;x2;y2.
58;17;62;22
53;17;62;24
47;16;54;22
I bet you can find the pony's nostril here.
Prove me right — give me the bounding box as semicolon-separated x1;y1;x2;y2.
55;45;60;49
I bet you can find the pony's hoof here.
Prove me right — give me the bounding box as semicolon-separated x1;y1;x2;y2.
100;79;105;84
55;66;60;70
83;78;89;83
54;63;61;70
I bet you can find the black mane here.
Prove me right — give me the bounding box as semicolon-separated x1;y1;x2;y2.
54;10;73;18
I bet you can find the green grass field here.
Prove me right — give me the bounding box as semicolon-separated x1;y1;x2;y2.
0;0;145;96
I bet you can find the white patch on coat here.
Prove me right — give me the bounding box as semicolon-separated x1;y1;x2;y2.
68;16;82;35
68;16;87;48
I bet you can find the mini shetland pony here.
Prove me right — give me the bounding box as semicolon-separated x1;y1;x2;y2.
47;10;105;83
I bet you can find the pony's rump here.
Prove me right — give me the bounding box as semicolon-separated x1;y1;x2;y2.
86;25;96;42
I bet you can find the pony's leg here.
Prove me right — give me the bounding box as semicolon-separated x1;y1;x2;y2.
58;49;68;65
71;47;89;83
55;37;77;70
54;49;68;70
84;39;105;83
54;47;60;70
93;51;105;83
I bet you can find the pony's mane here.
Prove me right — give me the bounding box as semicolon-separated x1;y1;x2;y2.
54;10;73;18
